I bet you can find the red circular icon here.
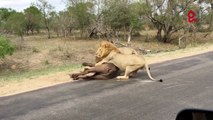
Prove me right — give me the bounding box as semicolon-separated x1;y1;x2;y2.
188;10;196;23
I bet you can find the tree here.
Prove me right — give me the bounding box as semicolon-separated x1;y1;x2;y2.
68;1;95;37
50;10;75;37
6;12;26;40
209;1;213;31
0;36;14;58
36;0;54;39
49;11;60;37
102;1;143;43
144;0;194;43
0;8;16;32
24;6;42;34
198;0;213;31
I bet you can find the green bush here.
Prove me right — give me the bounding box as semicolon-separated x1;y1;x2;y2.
0;36;14;58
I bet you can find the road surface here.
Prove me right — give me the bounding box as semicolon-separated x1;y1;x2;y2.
0;52;213;120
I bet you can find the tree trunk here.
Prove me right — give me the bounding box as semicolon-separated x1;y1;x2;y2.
55;28;59;37
31;29;34;35
44;17;51;39
43;11;51;39
156;27;162;41
209;3;213;31
20;34;24;41
69;28;72;36
26;30;29;35
127;26;132;45
81;27;84;38
162;28;172;43
162;25;173;43
47;27;50;39
124;26;128;41
162;32;171;43
89;28;97;38
127;34;131;45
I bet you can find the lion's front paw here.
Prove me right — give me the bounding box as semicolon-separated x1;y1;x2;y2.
116;76;129;80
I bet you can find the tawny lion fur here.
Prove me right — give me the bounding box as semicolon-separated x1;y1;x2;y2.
95;41;138;63
95;41;162;82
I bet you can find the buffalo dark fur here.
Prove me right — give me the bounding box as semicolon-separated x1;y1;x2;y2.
70;63;119;80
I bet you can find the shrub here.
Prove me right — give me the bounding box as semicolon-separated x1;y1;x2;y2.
0;36;14;58
44;60;50;65
32;47;40;53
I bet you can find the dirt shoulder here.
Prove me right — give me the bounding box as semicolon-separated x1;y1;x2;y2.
146;44;213;64
1;44;213;97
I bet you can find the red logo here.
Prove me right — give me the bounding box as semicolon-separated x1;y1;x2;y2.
188;10;196;23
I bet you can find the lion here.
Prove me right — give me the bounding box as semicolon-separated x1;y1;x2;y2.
82;40;139;72
95;43;163;82
95;41;138;63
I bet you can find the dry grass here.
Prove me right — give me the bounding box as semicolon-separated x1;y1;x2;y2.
0;34;175;73
0;31;212;96
1;36;99;72
0;31;212;79
0;43;213;97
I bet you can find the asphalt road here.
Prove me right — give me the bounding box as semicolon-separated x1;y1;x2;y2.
0;52;213;120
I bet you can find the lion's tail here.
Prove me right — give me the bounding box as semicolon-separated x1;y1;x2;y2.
145;63;163;82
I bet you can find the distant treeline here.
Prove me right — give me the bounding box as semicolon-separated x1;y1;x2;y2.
0;0;212;43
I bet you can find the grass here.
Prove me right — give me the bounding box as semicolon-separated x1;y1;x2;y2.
1;31;212;84
0;64;81;83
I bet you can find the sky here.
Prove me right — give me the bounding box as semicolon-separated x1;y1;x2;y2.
0;0;67;12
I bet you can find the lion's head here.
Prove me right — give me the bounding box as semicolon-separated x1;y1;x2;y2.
95;41;120;62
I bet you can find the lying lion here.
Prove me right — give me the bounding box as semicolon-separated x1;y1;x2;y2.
95;41;163;82
70;63;119;80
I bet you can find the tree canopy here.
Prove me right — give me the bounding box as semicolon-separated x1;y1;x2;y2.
0;0;212;41
24;6;42;34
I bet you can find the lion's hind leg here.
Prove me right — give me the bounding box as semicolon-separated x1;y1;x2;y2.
129;69;139;77
116;65;141;80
